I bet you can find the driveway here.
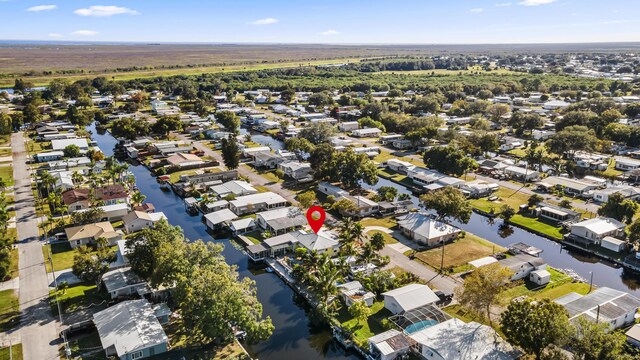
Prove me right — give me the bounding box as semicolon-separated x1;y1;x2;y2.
11;132;60;360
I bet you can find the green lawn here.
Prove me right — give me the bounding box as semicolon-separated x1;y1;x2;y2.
243;230;264;245
0;148;11;158
510;214;563;240
414;233;505;273
169;169;199;183
336;301;391;347
257;170;282;183
501;267;575;301
42;243;117;273
374;151;425;167
377;168;407;183
0;290;19;332
468;187;530;214
50;282;108;316
360;217;397;229
161;317;247;360
7;248;18;280
0;136;10;146
596;159;623;178
68;331;106;360
0;344;23;360
366;230;397;244
0;165;13;187
26;140;49;153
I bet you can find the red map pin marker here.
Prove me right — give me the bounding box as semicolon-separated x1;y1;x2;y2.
306;206;326;234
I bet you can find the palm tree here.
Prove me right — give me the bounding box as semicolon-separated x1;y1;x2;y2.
369;232;386;252
39;171;55;194
311;261;343;315
351;222;365;245
131;191;146;207
71;171;84;185
95;236;109;249
358;242;377;266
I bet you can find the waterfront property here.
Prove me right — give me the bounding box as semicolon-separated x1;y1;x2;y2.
122;211;168;234
555;287;640;329
569;217;626;246
62;188;91;212
337;281;375;307
210;180;257;198
76;203;129;222
533;202;580;223
382;284;440;315
593;185;640;203
537;176;600;198
64;222;123;249
397;213;460;247
93;299;169;360
255;207;307;235
498;254;548;283
203;208;238;230
246;229;340;261
228;192;288;215
368;329;414;360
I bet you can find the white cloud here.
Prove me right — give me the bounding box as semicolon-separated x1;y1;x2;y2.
250;18;278;25
48;33;62;38
602;19;631;24
27;4;57;12
470;8;484;12
320;29;340;35
71;30;98;36
74;5;138;17
518;0;557;6
494;2;512;7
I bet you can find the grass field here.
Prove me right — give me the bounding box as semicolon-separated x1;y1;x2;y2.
414;233;505;273
0;290;19;332
336;301;391;347
163;317;247;359
0;344;23;360
0;165;13;187
366;230;397;244
42;243;117;272
0;148;11;158
50;282;108;316
374;65;516;76
468;187;530;214
510;214;563;240
0;136;10;147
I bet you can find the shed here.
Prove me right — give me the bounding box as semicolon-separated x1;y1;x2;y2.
529;269;551;286
601;236;626;253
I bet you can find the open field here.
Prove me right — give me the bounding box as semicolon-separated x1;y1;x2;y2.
414;233;505;273
0;344;23;360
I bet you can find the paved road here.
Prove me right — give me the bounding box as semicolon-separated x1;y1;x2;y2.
11;132;60;360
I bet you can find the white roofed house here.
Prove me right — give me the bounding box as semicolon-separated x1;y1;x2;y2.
569;217;626;246
593;185;640;203
615;156;640;171
122;211;168;234
277;161;313;181
255;207;307;235
204;209;238;230
460;180;499;199
504;165;540;182
407;167;464;191
409;318;521;360
555;287;640;329
52;171;75;191
100;267;148;299
338;121;359;132
397;213;461;247
51;138;89;151
351;127;383;138
210;180;257;198
93;299;168;359
337;281;375;307
165;152;205;168
368;330;414;360
229;218;256;235
382;284;440;315
293;230;341;256
229;192;288;216
498;253;548;282
385;159;416;175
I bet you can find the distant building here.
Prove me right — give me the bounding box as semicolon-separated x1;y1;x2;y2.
555;287;640;329
569;217;626;246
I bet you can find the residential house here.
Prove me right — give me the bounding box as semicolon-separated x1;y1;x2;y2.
294;230;340;255
543;100;570;110
337;281;375;307
35;151;64;163
386;159;416;175
460;180;499;199
256;207;307;235
204;209;238;230
101;267;147;299
253;152;287;169
368;330;413;360
341;196;380;218
534;203;580;223
51;138;89;151
569;217;626;245
62;188;90;212
409;318;521;360
52;171;75;191
122;211;167;234
397;213;461;247
615;156;640;171
76;203;129;222
499;137;524;152
229;218;256;235
64;221;123;249
95;184;129;205
504;165;540;182
242;146;271;158
166;153;204;168
593;185;640;203
229;192;288;215
277;161;313;181
210;180;258;198
93;299;168;360
407;167;464;191
338;121;359;132
498;254;548;282
47;157;91;171
203;200;229;213
555;287;640;329
382;284;440;314
351;128;383;138
537;176;600;198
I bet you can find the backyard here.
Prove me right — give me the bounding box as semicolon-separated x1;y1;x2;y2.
0;290;19;332
413;232;505;273
0;165;13;187
42;243;117;272
49;282;108;316
336;300;391;347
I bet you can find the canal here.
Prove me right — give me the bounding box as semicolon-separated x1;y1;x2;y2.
365;177;640;296
89;124;356;360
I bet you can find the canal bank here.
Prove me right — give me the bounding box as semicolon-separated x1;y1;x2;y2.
364;176;640;297
89;123;358;360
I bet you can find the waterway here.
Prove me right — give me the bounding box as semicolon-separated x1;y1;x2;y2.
240;127;286;150
365;177;640;296
88;123;356;360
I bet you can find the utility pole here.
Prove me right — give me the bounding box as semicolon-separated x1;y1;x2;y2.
589;271;594;293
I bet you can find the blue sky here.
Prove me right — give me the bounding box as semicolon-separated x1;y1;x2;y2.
0;0;638;44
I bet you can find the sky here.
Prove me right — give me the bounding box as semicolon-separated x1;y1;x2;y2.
0;0;639;44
